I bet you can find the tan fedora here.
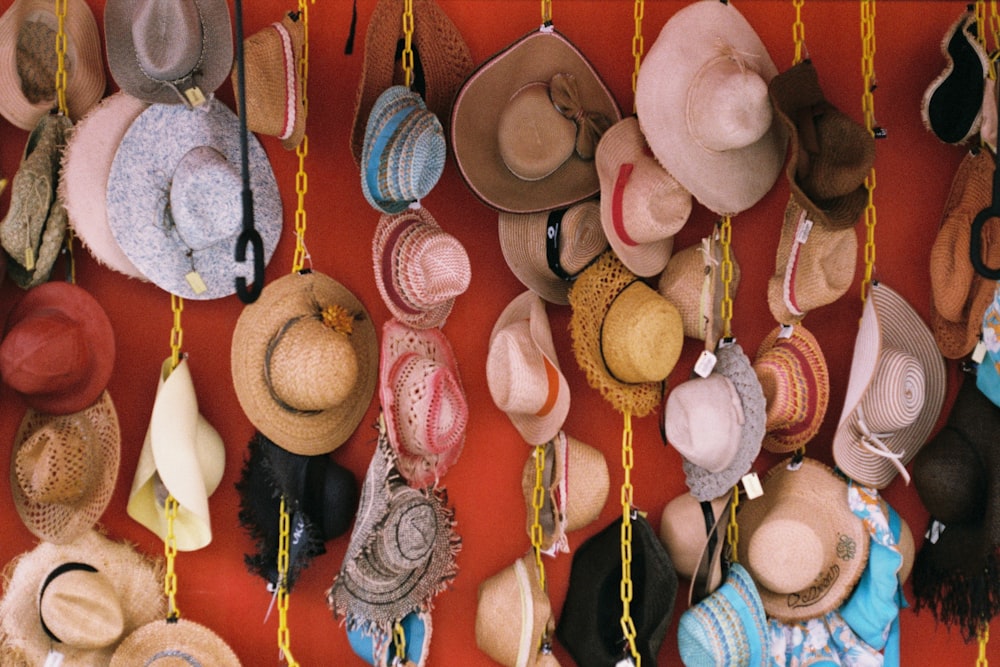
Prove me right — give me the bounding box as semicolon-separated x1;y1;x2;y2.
475;553;553;667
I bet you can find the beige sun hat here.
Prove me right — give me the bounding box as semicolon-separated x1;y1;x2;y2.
658;489;731;590
110;618;241;666
475;553;554;667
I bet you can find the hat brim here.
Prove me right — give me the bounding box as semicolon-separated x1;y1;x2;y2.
109;618;241;666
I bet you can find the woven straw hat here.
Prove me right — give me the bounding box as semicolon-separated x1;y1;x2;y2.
0;281;115;415
127;357;226;552
348;610;432;667
922;8;989;145
737;457;869;623
498;199;608;305
0;0;104;130
379;319;468;487
635;0;786;217
487;290;570;445
451;28;621;214
0;529;165;667
372;206;470;329
658;490;730;588
110;618;241;666
597;116;691;277
753;324;830;453
476;553;552;667
10;390;119;544
833;282;946;488
231;270;379;455
104;0;233;105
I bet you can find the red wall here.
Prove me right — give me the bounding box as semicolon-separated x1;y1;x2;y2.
0;1;996;664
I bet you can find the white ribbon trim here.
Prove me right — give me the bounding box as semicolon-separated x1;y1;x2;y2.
856;406;911;485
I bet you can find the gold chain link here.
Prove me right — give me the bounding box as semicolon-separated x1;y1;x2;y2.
164;495;181;620
619;411;640;666
718;217;734;339
277;496;300;667
290;0;312;274
393;620;408;664
978;622;990;667
530;443;547;592
859;0;877;304
169;295;184;370
726;487;740;563
54;0;68;115
630;0;644;113
541;0;552;25
402;0;415;88
991;0;1000;55
792;0;806;65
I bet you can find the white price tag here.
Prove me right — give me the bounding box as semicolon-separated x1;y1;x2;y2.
694;349;717;377
741;472;764;500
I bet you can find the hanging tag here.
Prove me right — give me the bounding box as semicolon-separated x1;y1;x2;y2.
795;217;813;244
185;271;208;294
972;339;988;364
741;472;763;500
693;349;717;377
615;657;636;667
263;581;278;623
778;324;794;340
44;650;64;667
184;86;206;107
24;246;35;271
926;519;946;544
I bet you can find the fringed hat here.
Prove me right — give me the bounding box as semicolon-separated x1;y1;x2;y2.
110;618;241;666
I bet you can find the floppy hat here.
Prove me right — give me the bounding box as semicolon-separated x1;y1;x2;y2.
379;319;468;487
498;199;607;305
127;357;225;552
833;282;947;488
736;457;869;623
104;0;233;105
0;280;115;415
487;290;570;445
635;0;787;217
372;206;471;329
596;116;692;277
110;618;241;666
349;610;432;667
0;0;104;130
231;270;379;455
475;553;553;667
0;529;165;667
106;97;282;300
658;490;731;595
753;323;830;453
10;390;119;544
451;28;621;214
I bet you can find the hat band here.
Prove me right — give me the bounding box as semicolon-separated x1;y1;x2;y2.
513;558;534;667
855;406;911;484
380;216;424;315
365;106;414;206
611;163;639;247
271;20;298;142
147;650;202;665
38;562;100;643
263;314;324;416
536;356;560;418
769;337;819;438
783;211;811;317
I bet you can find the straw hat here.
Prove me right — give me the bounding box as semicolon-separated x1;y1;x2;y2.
0;281;115;415
487;290;571;445
106;98;282;300
0;0;104;130
127;357;226;552
379;319;468;487
348;610;432;667
596;116;692;277
231;270;379;455
658;490;731;594
833;282;947;488
476;553;552;667
0;529;165;667
635;0;787;217
451;28;621;214
110;618;241;666
104;0;233;105
372;206;471;329
10;390;119;544
922;8;989;145
753;323;830;453
736;457;869;623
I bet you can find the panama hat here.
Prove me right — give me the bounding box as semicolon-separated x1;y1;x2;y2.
10;390;119;544
110;618;241;666
349;610;432;667
104;0;233;105
372;206;471;329
0;529;165;667
0;281;115;415
635;0;787;217
451;28;621;214
833;282;947;488
476;553;553;667
0;0;104;130
498;199;607;305
597;116;691;277
106;98;282;300
231;270;379;455
658;490;732;596
127;357;225;552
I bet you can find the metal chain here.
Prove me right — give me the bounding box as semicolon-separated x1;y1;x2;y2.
54;0;68;115
291;0;312;274
991;0;1000;56
630;0;644;113
718;217;734;339
859;0;878;304
619;411;640;666
978;623;990;667
277;496;300;667
541;0;552;25
530;443;547;591
726;486;740;563
393;620;408;664
164;496;181;620
169;295;184;370
402;0;415;88
792;0;807;65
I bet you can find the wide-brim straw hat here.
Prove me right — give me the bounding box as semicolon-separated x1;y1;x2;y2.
0;0;104;130
736;457;869;623
922;8;989;145
475;553;552;667
635;0;787;217
231;270;379;455
833;282;946;488
451;28;622;214
110;618;241;666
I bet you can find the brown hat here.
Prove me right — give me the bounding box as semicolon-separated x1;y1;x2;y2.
475;553;553;667
110;618;241;666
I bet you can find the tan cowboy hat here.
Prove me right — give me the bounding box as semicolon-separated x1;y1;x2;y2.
475;553;553;667
110;618;241;666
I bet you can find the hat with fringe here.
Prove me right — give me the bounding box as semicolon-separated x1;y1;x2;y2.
349;610;432;667
476;553;554;667
110;618;241;666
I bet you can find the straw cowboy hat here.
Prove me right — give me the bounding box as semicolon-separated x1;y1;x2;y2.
110;618;241;666
635;0;787;217
348;610;432;667
231;270;379;455
476;553;553;667
451;28;621;214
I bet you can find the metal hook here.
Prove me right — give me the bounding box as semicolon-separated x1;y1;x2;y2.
235;191;264;303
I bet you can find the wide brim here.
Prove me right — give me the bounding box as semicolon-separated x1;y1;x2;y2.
109;618;241;666
230;271;378;455
451;28;622;214
475;554;550;667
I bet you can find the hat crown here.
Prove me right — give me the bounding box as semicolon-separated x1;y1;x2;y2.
747;515;824;594
377;492;438;571
132;0;203;81
16;414;100;505
392;353;468;455
405;230;471;305
1;309;88;394
665;374;745;472
497;81;576;181
487;320;553;415
267;315;359;412
687;53;772;153
40;565;126;648
862;346;925;433
169;145;241;250
601;282;683;383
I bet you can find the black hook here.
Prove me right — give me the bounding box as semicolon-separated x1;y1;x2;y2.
235;191;264;302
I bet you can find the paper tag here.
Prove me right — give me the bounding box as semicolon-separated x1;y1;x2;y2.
24;246;35;271
972;339;988;364
741;472;764;500
185;271;207;294
43;650;64;667
615;658;636;667
778;324;794;339
184;86;206;107
694;349;717;377
795;217;814;244
926;519;946;544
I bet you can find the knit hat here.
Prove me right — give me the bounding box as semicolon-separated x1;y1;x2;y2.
475;553;553;667
110;618;241;666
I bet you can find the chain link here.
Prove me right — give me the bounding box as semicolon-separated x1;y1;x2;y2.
169;294;184;370
726;486;740;563
402;0;415;88
541;0;552;25
54;0;68;115
530;443;547;592
978;623;990;667
393;620;408;664
630;0;644;113
718;217;734;339
991;0;1000;56
619;411;640;665
290;0;311;274
859;0;878;304
277;496;300;667
164;495;181;620
792;0;806;65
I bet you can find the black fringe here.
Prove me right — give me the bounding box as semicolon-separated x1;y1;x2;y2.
912;546;1000;642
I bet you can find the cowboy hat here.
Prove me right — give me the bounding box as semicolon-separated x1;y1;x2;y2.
110;618;241;666
476;553;553;667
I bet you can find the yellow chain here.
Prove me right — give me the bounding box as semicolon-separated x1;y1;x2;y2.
619;411;640;666
726;487;740;563
277;496;300;667
630;0;644;113
530;443;547;592
290;0;312;274
163;495;181;620
402;0;415;88
393;620;408;664
54;0;68;115
991;0;1000;56
169;295;184;370
792;0;806;65
859;0;877;304
541;0;552;25
978;623;990;667
718;217;734;339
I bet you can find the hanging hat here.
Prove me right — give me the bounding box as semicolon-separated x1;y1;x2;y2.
10;390;119;544
658;490;731;595
379;319;468;487
475;553;553;667
104;0;233;105
0;0;104;130
752;324;830;453
231;270;379;455
980;286;1000;405
736;457;869;623
127;357;226;552
106;98;282;300
487;290;571;445
451;28;621;214
59;92;150;280
110;618;241;666
372;206;471;329
769;60;875;230
0;281;115;415
0;112;72;289
635;0;787;217
498;199;608;306
596;116;692;277
348;610;432;667
0;529;165;667
568;250;681;418
833;282;947;488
